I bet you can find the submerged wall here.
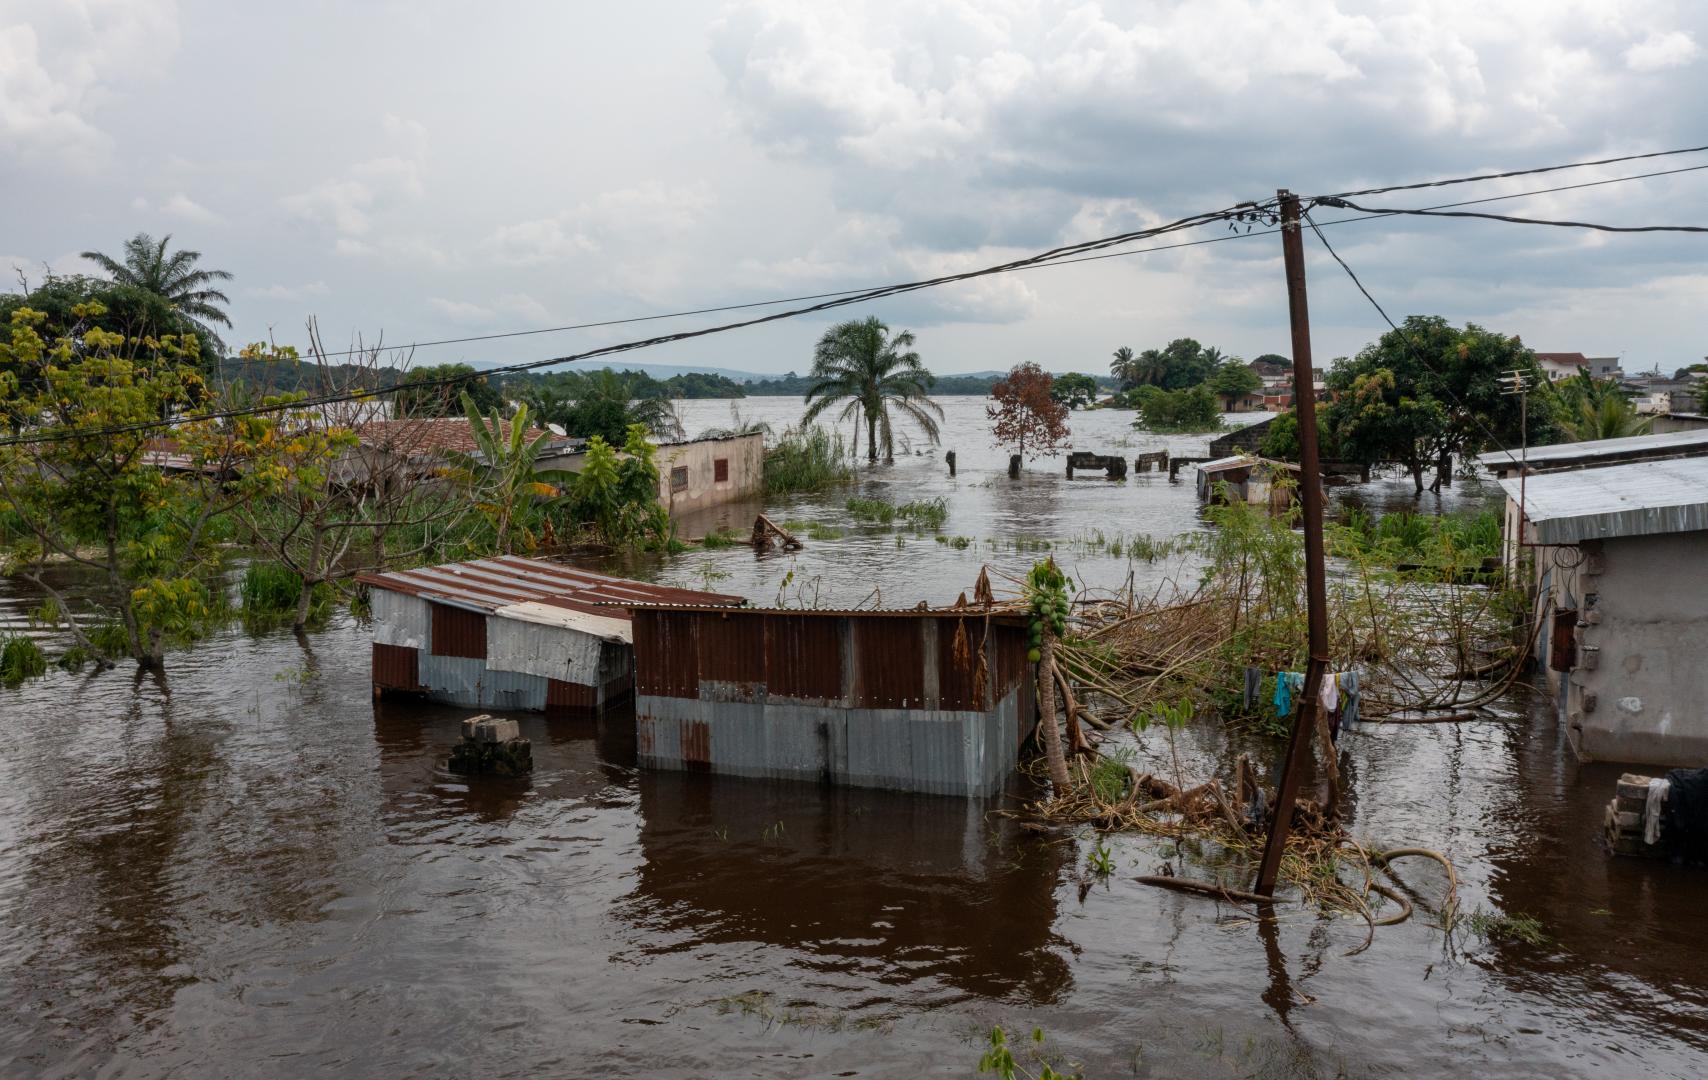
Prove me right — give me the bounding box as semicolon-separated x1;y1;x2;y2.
631;609;1036;797
1546;532;1708;766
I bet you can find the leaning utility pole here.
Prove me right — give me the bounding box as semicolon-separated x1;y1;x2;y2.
1254;190;1332;897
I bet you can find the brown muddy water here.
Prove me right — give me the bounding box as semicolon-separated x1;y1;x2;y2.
2;399;1705;1077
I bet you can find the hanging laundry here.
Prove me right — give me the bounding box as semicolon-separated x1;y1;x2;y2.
1274;671;1304;718
1320;673;1339;715
1341;670;1361;729
1645;777;1670;847
1243;666;1261;711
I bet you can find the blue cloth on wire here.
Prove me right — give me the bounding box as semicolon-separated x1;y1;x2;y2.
1274;671;1304;718
1341;670;1361;728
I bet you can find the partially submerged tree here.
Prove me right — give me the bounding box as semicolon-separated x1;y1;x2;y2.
1207;360;1262;405
1322;317;1548;493
224;324;470;630
0;303;238;670
444;394;557;555
989;362;1070;467
802;316;943;463
566;424;671;548
519;368;681;444
1050;372;1099;410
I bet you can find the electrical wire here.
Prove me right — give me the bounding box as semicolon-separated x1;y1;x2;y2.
0;202;1244;447
1326;143;1708;199
1300;210;1522;469
1315;195;1708;234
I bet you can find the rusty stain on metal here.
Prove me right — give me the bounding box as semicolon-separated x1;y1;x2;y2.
429;602;487;659
682;721;711;770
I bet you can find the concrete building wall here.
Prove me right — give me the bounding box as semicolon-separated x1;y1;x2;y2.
1544;532;1708;766
655;432;763;516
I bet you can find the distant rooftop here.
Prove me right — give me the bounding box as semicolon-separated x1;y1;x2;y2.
355;417;555;457
1483;428;1708;475
1497;456;1708;545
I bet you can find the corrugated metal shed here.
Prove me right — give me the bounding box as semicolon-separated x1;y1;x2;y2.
1498;456;1708;544
1484;428;1708;476
629;605;1035;797
360;557;744;714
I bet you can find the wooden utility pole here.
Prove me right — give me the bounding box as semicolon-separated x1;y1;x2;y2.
1254;190;1332;897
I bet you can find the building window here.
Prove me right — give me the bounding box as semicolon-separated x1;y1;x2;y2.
670;466;688;492
713;458;729;482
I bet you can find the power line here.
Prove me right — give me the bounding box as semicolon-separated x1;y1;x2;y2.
0;202;1244;447
1301;210;1521;468
1314;195;1708;234
1327;142;1708;199
294;160;1708;364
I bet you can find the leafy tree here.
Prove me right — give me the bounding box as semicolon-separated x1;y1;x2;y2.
801;316;943;463
1110;346;1136;386
1251;353;1290;371
567;424;671;548
1208;361;1262;401
444;394;557;554
0;303;238;670
1;273;214;382
227;326;469;630
989;362;1070;465
523;368;681;444
393;363;505;418
80;233;233;359
1050;372;1099;409
1321;317;1549;493
1130;384;1223;433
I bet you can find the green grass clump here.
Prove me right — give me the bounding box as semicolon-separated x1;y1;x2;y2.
700;528;743;549
845;496;897;525
896;497;948;530
1;636;48;687
806;522;845;541
1463;909;1550;946
240;563;334;623
764;426;855;495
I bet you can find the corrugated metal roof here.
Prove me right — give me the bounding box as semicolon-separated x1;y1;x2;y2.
1484;428;1708;473
356;557;744;621
622;601;1028;620
1498;456;1708;544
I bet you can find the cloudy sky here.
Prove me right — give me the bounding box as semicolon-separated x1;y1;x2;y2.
3;0;1705;376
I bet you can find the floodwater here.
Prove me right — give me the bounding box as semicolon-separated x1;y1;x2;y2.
2;398;1705;1078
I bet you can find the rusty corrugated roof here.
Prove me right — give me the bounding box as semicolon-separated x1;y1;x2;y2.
356;557;745;620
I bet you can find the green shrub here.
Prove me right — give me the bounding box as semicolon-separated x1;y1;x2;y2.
765;426;854;495
1;636;48;687
1130;384;1225;434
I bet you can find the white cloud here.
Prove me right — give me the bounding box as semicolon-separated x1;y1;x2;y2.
247;281;329;301
486;182;715;266
0;0;180;170
282;113;430;245
131;191;221;224
1625;29;1699;72
429;297;494;323
427;292;555;327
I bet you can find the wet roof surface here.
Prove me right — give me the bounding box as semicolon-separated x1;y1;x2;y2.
1484;428;1708;472
1498;456;1708;544
355;557;746;619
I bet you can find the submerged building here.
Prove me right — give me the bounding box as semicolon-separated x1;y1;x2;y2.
357;557;744;714
1501;457;1708;767
628;605;1037;797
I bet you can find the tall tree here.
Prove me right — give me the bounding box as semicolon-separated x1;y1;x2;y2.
521;368;682;444
0;303;239;671
989;362;1070;468
1050;372;1099;409
801;316;943;463
1322;316;1548;493
1110;346;1136;386
80;233;233;358
392;363;505;418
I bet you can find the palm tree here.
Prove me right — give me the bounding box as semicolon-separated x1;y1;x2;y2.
801;316;943;463
1559;395;1652;441
1111;346;1136;386
81;233;234;353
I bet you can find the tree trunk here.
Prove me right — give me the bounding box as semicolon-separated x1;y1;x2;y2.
1410;459;1426;495
1435;448;1452;489
293;576;317;632
1037;632;1071;792
866;410;879;463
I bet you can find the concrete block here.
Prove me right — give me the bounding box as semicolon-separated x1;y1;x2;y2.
476;717;520;743
462;713;493;739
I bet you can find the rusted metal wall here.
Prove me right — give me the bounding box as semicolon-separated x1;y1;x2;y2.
429;602;487;659
372;642;423;692
631;608;1033;797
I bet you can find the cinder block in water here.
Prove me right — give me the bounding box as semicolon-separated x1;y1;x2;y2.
476;717;520;743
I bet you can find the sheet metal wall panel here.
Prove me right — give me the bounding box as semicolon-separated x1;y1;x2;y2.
372;642;422;691
416;654;547;710
371;588;431;650
935;615;987;710
850;617;925;709
547;677;597;712
695;611;767;698
764;614;844;703
632;610;699;698
430;602;487;659
485;615;602;683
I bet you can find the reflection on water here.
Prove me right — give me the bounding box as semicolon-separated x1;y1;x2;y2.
0;401;1703;1077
